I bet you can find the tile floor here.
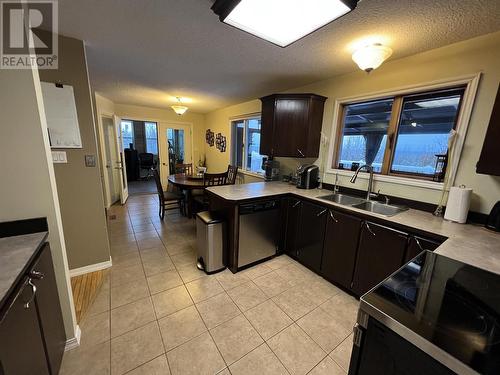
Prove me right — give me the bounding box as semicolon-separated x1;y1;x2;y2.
60;194;358;375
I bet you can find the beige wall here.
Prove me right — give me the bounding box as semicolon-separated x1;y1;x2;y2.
39;35;110;270
0;68;78;341
204;31;500;214
113;103;206;167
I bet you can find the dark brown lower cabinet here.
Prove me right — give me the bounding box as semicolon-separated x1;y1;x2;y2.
352;222;408;296
405;235;442;262
321;210;362;290
32;243;66;375
296;201;328;274
0;242;65;375
283;197;302;258
0;278;50;375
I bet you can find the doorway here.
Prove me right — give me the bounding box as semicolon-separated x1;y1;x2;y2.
121;119;159;195
102;116;121;205
158;122;193;187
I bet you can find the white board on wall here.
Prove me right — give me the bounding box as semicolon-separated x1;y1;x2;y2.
41;82;82;148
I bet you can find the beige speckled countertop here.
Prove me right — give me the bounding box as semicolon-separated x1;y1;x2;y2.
207;182;500;275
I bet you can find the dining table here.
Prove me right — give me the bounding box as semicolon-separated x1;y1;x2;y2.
167;174;205;217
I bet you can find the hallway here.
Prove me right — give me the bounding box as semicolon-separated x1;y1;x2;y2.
60;194;356;375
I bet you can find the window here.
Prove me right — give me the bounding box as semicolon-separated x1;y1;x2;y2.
334;87;465;181
121;120;133;150
145;122;158;155
232;116;266;174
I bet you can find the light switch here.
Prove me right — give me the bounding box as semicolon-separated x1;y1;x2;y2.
52;151;67;163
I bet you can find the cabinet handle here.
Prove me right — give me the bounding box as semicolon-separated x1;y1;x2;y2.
29;270;44;280
317;209;327;217
24;279;37;309
414;237;424;251
292;200;301;208
329;211;338;223
364;222;376;236
297;149;305;157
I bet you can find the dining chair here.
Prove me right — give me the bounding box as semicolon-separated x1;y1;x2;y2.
226;165;239;185
193;172;229;213
153;168;185;219
175;163;193;175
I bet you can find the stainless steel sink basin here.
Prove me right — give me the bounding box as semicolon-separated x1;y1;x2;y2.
352;201;408;217
318;193;366;206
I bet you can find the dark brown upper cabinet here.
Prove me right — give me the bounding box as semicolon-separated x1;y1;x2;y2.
260;94;327;158
477;84;500;176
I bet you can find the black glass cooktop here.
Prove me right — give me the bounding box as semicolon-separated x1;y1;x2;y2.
363;251;500;374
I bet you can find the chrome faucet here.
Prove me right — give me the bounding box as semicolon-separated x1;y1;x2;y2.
350;164;375;201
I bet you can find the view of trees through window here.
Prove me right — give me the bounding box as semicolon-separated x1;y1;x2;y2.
335;87;465;180
145;122;158;155
232;116;265;174
121;120;133;150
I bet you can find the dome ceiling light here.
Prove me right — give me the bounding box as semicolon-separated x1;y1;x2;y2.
352;43;393;73
171;97;188;115
211;0;359;48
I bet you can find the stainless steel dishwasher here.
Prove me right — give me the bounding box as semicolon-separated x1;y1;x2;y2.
238;199;280;268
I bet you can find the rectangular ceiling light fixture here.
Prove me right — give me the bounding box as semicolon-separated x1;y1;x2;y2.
212;0;358;47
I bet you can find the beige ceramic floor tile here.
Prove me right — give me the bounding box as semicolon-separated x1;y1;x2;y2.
147;270;183;294
59;340;110;375
142;257;176;277
111;278;150;309
177;263;207;283
110;263;145;287
185;277;224;303
196;292;240;329
267;324;326;375
210;314;264;365
297;307;351;353
110;297;156;338
330;334;354;372
320;294;359;332
158;305;207;351
215;269;250;291
167;332;226;375
126;354;170;374
227;281;269;311
253;271;291;298
244;300;293;340
79;311;110;347
309;356;346;375
151;285;193;318
111;321;164;375
272;286;317;321
229;343;289;375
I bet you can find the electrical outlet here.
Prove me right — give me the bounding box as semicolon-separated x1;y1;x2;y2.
85;154;96;167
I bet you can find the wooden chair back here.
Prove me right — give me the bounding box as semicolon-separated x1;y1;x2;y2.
175;163;193;175
226;165;238;185
152;168;164;201
203;172;228;187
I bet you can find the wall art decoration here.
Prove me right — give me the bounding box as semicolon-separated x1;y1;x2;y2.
206;129;214;146
215;132;227;153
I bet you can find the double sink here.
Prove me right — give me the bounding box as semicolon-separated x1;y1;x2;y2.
318;193;409;217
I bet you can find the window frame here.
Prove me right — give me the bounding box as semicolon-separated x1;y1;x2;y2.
230;113;265;177
121;120;134;150
327;73;481;190
144;121;159;155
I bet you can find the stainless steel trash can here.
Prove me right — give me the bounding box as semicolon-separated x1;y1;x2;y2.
196;211;225;274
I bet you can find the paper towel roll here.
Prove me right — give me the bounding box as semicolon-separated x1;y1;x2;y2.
444;185;472;224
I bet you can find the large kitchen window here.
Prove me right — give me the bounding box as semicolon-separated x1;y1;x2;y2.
232;116;265;174
334;87;465;181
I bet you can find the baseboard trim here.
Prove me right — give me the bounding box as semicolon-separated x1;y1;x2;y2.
69;257;112;277
64;325;81;351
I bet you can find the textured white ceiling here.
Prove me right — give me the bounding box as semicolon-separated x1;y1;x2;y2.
57;0;500;113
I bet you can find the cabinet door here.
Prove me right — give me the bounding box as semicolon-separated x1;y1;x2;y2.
273;98;309;157
260;97;275;156
284;197;302;258
321;210;362;290
32;243;66;375
0;278;50;375
405;236;442;262
352;222;408;296
296;201;328;273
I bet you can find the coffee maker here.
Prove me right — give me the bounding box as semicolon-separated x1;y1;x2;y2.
262;157;280;181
